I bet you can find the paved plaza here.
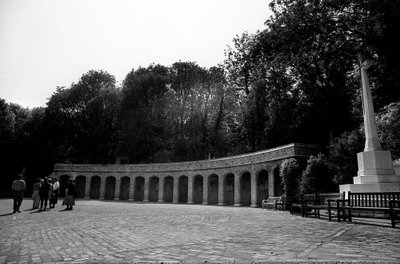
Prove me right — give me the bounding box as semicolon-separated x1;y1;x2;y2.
0;199;399;263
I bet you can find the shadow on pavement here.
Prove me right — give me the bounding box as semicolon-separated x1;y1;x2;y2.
0;212;15;217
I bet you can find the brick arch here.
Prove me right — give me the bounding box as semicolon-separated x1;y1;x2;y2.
119;176;130;200
75;175;86;199
240;171;251;206
104;176;116;200
273;165;282;196
163;176;174;203
90;176;101;199
257;169;269;205
193;175;203;204
149;176;159;202
223;172;235;205
208;174;219;205
178;175;188;203
134;176;145;201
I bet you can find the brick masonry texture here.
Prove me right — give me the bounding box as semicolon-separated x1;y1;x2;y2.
0;199;399;263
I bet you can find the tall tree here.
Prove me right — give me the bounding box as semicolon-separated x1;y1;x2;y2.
46;70;120;163
119;64;169;163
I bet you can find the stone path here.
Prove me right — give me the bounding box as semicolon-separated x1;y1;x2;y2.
0;199;399;263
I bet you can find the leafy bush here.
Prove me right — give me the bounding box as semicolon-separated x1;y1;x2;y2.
279;158;302;198
328;129;364;185
300;153;336;194
377;102;400;161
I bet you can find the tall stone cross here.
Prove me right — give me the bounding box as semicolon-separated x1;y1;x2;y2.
339;54;400;194
357;53;382;151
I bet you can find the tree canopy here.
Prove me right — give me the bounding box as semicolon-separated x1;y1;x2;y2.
1;0;400;196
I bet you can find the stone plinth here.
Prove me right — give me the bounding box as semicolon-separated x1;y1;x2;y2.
340;182;400;193
340;150;400;194
356;150;395;177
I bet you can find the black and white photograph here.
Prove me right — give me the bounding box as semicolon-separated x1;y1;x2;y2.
1;0;400;263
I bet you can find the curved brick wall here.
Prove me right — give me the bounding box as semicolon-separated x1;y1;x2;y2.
53;143;320;207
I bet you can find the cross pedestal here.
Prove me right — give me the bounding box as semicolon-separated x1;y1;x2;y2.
340;150;400;193
339;55;400;195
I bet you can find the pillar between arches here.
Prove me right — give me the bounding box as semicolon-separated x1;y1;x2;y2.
202;176;208;205
143;177;149;202
99;177;106;200
114;177;121;200
250;170;258;207
234;173;241;206
268;167;275;197
173;176;179;203
158;176;165;203
218;175;225;206
187;176;194;204
84;175;90;199
128;176;135;201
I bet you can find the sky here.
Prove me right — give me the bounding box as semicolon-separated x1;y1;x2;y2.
0;0;271;108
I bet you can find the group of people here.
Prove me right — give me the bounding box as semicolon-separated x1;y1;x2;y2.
11;174;76;214
32;176;60;211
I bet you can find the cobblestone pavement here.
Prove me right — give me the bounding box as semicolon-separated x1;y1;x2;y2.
0;199;399;263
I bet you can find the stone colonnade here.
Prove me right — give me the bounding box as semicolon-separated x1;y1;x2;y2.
54;143;319;207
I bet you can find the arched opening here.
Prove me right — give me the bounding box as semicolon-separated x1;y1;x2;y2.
89;176;101;199
179;176;188;203
193;175;203;204
75;176;86;199
258;170;269;205
224;173;235;205
104;176;116;200
134;177;144;201
240;171;251;206
208;174;219;205
273;166;283;196
164;176;174;203
149;176;159;202
120;176;130;200
59;175;71;197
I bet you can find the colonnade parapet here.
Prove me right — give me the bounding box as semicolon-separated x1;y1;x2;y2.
53;143;319;207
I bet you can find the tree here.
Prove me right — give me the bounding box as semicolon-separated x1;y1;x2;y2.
46;70;120;163
328;129;365;185
280;158;302;198
119;64;170;163
300;154;336;194
377;102;400;160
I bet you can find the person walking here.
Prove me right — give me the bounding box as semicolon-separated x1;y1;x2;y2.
50;178;59;208
12;174;26;213
63;178;76;210
39;177;50;211
47;178;53;209
32;178;41;209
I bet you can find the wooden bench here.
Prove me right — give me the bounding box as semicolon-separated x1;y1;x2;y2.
329;191;400;228
275;196;290;210
389;200;400;228
290;193;317;217
261;196;283;210
304;192;344;219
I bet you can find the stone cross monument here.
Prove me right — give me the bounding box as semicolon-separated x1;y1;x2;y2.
339;54;400;193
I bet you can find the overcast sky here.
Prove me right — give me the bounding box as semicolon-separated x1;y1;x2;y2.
0;0;270;108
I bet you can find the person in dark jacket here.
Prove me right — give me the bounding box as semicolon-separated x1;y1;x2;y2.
62;178;76;210
39;177;50;211
12;174;26;213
